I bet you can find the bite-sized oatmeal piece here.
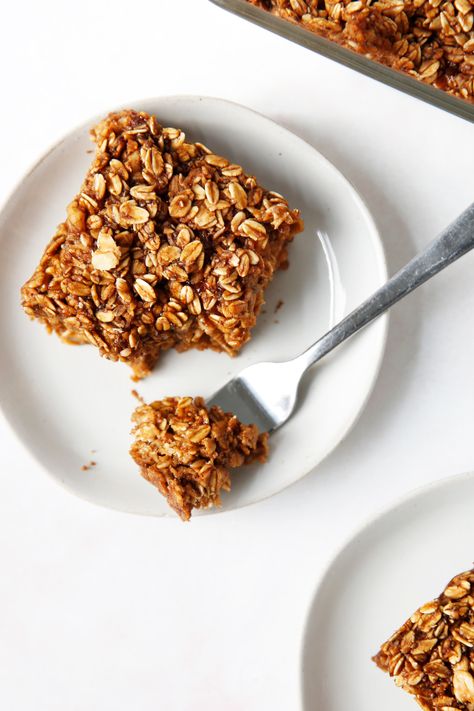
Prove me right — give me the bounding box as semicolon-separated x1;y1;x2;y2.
373;568;474;710
130;396;269;520
247;1;474;103
21;109;303;379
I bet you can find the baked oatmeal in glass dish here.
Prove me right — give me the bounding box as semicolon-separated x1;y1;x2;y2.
248;0;474;103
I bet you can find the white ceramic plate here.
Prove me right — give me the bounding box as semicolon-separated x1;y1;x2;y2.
0;96;387;516
301;471;474;710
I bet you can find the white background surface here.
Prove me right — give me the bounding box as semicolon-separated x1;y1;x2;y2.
0;2;473;710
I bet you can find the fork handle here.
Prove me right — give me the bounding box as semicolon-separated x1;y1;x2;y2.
295;202;474;371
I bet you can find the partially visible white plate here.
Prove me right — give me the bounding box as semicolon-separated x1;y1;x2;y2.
0;95;387;516
301;471;474;710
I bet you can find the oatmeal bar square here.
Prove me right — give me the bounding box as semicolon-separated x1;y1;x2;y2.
374;568;474;710
21;109;303;378
130;396;269;520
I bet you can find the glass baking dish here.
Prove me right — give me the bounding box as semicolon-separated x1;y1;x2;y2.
209;0;474;123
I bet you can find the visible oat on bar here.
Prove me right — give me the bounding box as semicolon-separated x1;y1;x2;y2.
374;567;474;710
21;109;303;379
130;397;269;520
248;0;474;103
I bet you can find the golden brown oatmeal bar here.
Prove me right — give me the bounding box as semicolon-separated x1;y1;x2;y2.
374;568;474;710
21;109;303;378
248;1;474;103
130;397;269;520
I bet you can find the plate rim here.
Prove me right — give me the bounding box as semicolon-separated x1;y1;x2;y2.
0;94;389;516
298;467;474;709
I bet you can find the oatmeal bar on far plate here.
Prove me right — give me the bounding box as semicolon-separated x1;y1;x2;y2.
21;109;303;378
374;568;474;710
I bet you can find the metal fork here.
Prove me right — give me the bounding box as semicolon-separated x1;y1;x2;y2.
208;203;474;432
